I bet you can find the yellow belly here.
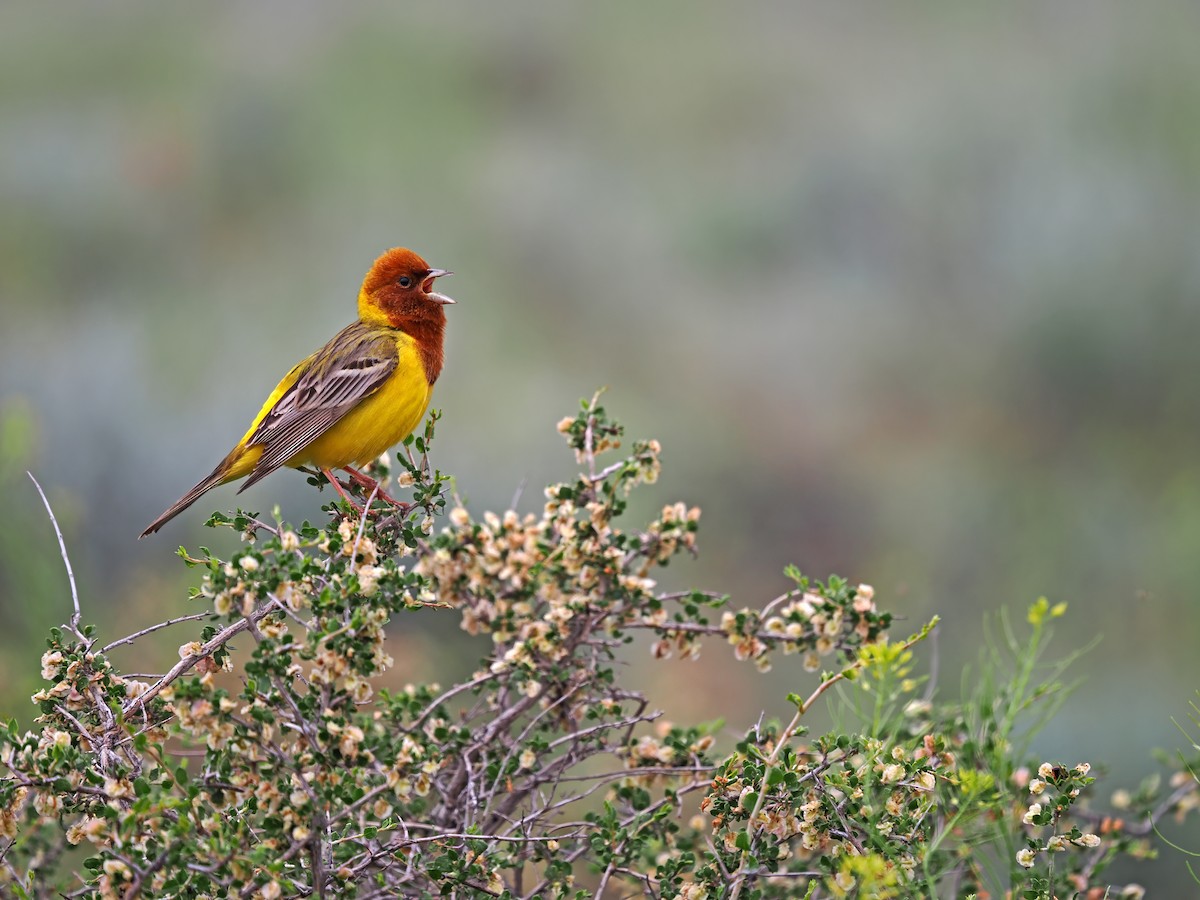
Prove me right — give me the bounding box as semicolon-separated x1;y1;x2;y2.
291;350;433;469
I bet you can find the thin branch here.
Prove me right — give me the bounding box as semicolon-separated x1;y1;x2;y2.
125;843;179;900
759;587;803;620
595;858;618;899
547;764;715;784
657;590;727;603
584;394;598;480
122;601;275;717
349;480;379;566
586;459;626;485
53;704;98;747
510;476;528;511
102;613;212;653
27;472;84;640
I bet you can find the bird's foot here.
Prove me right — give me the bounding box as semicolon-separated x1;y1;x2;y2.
320;468;373;516
342;466;412;515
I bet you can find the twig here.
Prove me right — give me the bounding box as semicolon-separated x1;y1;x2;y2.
349;481;379;566
52;704;98;747
586;459;626;485
510;476;527;511
583;389;603;480
102;614;212;653
594;858;618;899
546;764;715;784
657;590;727;603
125;843;179;900
27;472;84;641
122;601;275;717
759;587;803;620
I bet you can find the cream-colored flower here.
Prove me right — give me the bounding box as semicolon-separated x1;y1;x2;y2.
41;650;65;680
104;778;133;799
33;791;62;817
102;859;131;880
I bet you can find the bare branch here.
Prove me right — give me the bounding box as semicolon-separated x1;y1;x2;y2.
122;601;275;717
27;471;84;640
102;613;212;653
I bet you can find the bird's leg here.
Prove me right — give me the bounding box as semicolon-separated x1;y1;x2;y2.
342;466;411;513
320;468;369;515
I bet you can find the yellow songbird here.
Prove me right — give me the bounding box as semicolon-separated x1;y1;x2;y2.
141;247;454;537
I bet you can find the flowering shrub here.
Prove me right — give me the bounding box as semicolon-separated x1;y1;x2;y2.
3;396;1197;898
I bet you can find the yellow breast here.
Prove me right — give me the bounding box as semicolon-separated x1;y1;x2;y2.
291;331;433;469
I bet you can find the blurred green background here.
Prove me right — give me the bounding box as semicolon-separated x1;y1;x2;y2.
3;1;1200;890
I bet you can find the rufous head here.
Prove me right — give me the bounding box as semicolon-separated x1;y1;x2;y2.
358;247;455;330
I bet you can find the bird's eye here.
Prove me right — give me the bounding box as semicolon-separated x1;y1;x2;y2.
397;275;412;288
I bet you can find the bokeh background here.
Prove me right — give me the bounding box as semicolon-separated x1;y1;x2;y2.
3;1;1200;890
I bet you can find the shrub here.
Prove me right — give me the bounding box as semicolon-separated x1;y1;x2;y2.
2;395;1195;898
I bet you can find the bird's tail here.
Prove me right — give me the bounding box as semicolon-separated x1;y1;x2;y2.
139;457;238;538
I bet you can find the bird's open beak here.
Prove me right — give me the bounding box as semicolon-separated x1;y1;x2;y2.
423;269;455;303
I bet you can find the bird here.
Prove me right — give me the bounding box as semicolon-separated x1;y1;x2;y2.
140;247;455;538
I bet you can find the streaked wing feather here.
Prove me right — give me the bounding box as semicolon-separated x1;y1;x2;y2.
237;410;339;492
239;326;398;488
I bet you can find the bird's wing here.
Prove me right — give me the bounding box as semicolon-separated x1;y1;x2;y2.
237;324;399;491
